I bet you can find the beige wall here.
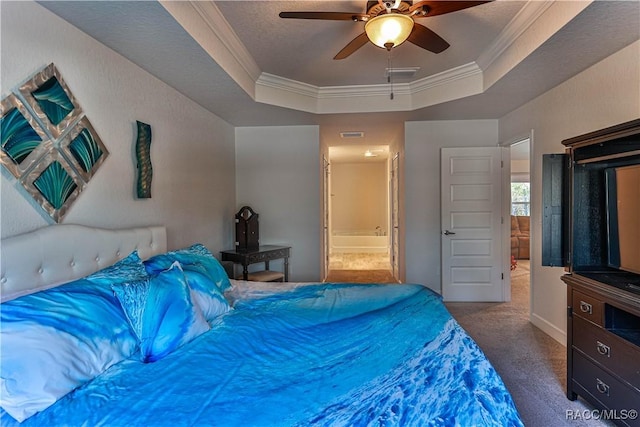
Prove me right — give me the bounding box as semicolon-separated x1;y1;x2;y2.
404;120;499;294
499;40;640;344
235;126;320;282
330;162;388;233
0;2;237;253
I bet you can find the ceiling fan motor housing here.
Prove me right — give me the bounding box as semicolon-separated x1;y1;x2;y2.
367;0;412;17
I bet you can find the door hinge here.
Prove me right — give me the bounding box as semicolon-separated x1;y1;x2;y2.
501;273;504;280
501;160;504;168
501;216;504;224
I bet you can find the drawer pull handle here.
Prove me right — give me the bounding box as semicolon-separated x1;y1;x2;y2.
579;301;593;315
596;341;611;357
596;378;610;396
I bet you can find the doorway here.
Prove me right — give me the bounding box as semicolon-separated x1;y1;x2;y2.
325;145;394;283
509;137;531;308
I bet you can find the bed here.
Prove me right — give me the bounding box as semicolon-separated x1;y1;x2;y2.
0;224;523;426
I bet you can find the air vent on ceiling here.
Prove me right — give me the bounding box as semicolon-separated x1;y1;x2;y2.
340;131;364;139
385;67;420;79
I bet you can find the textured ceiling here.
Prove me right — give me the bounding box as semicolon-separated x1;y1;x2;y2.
215;1;524;87
39;0;640;150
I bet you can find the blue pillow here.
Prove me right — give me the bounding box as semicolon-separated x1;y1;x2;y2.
85;250;148;285
144;244;231;292
112;262;211;363
180;263;231;322
0;279;138;422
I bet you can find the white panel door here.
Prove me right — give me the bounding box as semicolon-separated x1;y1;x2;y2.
390;153;400;281
441;147;505;301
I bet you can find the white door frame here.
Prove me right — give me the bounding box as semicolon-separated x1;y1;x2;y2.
390;152;400;280
500;131;534;315
322;155;330;281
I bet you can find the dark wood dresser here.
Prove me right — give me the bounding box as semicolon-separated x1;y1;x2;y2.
554;119;640;426
565;275;640;425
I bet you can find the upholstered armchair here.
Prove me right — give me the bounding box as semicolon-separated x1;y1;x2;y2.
510;215;530;259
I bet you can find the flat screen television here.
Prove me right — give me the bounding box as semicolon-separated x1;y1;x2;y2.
606;164;640;275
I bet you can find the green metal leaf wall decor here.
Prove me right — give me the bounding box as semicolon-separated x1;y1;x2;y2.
135;120;152;199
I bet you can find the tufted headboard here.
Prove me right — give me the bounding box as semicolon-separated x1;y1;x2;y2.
0;224;167;303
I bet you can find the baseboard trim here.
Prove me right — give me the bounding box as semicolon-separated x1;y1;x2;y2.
530;312;566;346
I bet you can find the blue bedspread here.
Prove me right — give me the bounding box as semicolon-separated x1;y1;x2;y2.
3;283;523;426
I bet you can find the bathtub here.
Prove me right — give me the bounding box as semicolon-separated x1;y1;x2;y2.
331;230;390;254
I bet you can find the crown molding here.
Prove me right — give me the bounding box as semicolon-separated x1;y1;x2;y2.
410;62;482;94
476;0;554;72
255;64;482;114
478;0;592;89
162;0;586;115
159;0;261;97
257;73;318;99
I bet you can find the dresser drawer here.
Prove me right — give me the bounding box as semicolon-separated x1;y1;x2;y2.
572;290;604;326
573;352;640;427
573;316;640;391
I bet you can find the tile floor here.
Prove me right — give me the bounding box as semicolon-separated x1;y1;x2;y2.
328;252;391;270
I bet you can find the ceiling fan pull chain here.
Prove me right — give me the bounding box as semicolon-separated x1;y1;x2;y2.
388;49;394;100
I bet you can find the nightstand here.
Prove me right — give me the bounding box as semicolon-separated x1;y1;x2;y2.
220;245;290;282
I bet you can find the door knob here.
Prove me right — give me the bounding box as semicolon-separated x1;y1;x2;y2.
443;230;456;235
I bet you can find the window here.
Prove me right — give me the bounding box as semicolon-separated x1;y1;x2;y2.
511;182;530;216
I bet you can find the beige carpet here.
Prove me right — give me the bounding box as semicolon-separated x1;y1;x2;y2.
446;260;613;426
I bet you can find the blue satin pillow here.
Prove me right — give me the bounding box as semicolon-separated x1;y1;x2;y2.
143;244;232;322
0;279;138;422
112;262;211;363
144;244;232;292
179;263;231;322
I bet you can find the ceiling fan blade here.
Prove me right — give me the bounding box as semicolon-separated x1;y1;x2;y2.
407;23;449;53
334;32;370;60
279;11;368;21
410;1;492;17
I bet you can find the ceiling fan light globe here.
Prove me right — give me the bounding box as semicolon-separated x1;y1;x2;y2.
364;14;414;49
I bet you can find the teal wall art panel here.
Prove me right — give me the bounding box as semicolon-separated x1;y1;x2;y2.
59;117;109;182
21;150;84;223
31;76;74;126
0;93;51;178
1;63;108;223
19;63;82;139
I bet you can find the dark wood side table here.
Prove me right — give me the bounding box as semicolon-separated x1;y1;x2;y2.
220;245;290;282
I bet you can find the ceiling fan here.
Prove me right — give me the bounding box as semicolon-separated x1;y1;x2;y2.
279;1;492;60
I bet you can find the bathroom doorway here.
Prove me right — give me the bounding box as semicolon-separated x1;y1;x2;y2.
326;145;393;281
